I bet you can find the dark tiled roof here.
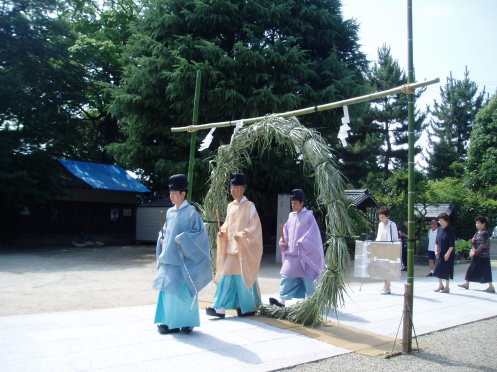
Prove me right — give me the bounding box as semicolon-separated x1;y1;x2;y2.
415;202;455;218
344;189;378;209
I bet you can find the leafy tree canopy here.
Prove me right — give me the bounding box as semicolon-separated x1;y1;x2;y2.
0;0;143;217
0;0;87;213
466;94;497;195
61;0;142;163
423;177;497;239
0;0;86;151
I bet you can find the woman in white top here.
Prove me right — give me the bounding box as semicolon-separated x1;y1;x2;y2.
375;206;400;294
427;219;439;276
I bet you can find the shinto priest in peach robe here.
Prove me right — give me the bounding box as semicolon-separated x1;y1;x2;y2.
213;196;263;314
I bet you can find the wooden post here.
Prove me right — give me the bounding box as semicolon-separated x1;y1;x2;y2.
402;283;412;353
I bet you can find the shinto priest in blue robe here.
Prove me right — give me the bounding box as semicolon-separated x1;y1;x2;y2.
153;200;212;329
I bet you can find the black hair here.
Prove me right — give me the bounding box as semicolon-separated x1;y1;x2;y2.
437;212;449;222
377;206;389;217
475;215;487;226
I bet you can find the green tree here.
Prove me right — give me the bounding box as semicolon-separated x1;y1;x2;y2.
424;140;460;181
0;0;86;153
426;67;486;178
338;104;383;187
108;0;368;195
0;0;143;222
0;0;87;214
374;168;427;224
423;177;497;239
365;45;425;178
466;94;497;195
62;0;141;163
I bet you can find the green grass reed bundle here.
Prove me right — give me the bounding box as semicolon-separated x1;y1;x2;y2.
202;115;352;327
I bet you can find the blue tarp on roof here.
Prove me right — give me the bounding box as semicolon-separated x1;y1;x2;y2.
58;159;150;193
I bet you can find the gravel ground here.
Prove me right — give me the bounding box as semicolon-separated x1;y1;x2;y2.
0;245;282;316
281;316;497;372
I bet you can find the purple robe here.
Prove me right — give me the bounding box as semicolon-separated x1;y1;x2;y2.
280;208;324;280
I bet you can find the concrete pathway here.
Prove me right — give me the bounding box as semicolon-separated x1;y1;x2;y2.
1;266;495;372
332;271;497;338
0;305;348;372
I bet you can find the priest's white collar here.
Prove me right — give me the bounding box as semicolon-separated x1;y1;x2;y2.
175;200;189;210
234;196;247;203
293;207;307;214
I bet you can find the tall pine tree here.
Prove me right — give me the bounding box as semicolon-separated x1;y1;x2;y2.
365;45;425;180
108;0;369;193
426;67;486;179
337;105;382;187
424;140;460;181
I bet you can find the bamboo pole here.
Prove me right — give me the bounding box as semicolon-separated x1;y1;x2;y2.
171;78;439;133
279;224;285;245
216;209;221;230
186;70;201;202
405;0;415;353
160;210;164;239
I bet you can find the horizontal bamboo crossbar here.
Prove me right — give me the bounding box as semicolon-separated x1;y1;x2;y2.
171;77;440;133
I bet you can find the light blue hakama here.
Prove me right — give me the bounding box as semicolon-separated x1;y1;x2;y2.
154;281;200;329
213;275;261;314
279;275;316;300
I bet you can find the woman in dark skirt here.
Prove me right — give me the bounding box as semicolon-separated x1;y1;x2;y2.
433;212;456;293
458;215;495;293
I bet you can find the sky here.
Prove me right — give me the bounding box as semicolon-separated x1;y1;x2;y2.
341;0;497;109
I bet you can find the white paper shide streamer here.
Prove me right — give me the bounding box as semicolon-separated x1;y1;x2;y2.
337;105;351;147
230;120;244;144
198;127;216;151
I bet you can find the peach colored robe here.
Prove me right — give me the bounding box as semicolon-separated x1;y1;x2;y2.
215;198;263;289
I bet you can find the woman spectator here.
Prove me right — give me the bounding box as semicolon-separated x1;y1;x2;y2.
426;219;439;276
433;212;456;293
458;216;495;293
375;206;400;295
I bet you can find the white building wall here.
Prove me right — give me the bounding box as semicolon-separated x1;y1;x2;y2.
136;207;169;242
275;194;291;264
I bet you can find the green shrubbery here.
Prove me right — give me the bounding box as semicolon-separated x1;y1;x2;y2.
455;239;472;260
372;170;497;243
